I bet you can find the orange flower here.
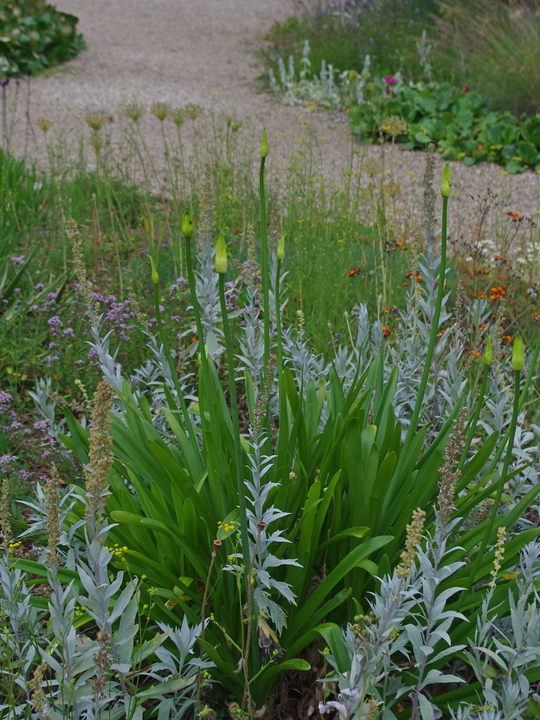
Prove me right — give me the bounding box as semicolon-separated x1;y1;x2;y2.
415;274;422;283
533;313;540;319
402;281;409;286
382;326;391;337
405;271;414;278
502;335;513;343
347;267;362;277
395;242;406;248
190;336;198;343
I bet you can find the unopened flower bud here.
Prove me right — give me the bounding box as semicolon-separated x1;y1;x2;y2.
148;255;159;285
512;334;524;372
215;234;228;274
483;335;492;366
277;234;285;260
181;206;194;241
260;127;269;158
440;163;452;198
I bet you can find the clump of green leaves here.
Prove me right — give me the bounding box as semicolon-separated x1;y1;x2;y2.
350;79;540;172
0;0;85;76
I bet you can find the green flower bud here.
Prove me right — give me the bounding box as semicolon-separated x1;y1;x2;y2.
226;116;232;127
260;127;269;158
181;206;194;241
277;234;285;261
512;334;524;372
483;335;492;366
148;255;159;285
440;163;452;198
215;234;228;274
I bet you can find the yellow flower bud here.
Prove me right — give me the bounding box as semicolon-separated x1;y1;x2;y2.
440;163;452;198
148;255;159;285
181;206;194;241
483;335;492;366
215;234;228;274
260;127;269;158
277;234;285;261
512;334;524;372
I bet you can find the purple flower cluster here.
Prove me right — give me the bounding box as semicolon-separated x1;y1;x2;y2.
11;255;26;265
91;293;138;341
169;277;189;296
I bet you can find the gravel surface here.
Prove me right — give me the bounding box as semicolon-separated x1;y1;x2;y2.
9;0;540;256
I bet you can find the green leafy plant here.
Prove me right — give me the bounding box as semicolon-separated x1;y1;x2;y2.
349;79;540;172
0;0;85;76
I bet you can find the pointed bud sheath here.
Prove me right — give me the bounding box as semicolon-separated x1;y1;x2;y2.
483;335;493;366
181;206;194;241
260;127;269;158
215;234;228;274
148;255;159;285
277;234;285;260
512;334;524;372
440;163;452;198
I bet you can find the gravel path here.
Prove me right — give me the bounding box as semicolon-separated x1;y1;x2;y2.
11;0;540;256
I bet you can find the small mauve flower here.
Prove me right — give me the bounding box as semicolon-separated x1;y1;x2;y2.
34;283;44;291
33;420;51;431
12;255;25;265
63;327;74;337
384;76;397;85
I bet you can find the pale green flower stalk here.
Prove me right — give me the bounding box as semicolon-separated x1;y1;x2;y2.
394;163;451;480
259;128;271;379
214;234;255;694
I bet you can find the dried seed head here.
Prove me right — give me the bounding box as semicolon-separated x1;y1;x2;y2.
0;477;12;549
379;115;409;137
396;508;426;578
89;133;104;152
184;103;203;120
84;111;108;132
363;158;383;176
171;107;186;126
123;102;145;123
84;381;116;541
151;102;171;121
36;116;53;132
488;526;507;588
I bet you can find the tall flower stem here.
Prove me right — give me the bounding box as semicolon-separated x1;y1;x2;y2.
218;269;257;711
259;131;271;378
394;168;450;483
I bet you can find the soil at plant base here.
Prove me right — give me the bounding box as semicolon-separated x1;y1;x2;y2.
12;0;540;253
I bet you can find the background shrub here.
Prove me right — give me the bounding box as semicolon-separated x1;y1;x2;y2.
0;0;85;76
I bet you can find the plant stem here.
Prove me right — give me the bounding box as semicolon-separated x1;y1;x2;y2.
396;193;449;479
259;153;270;377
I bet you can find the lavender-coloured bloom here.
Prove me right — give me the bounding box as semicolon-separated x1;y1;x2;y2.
0;391;13;409
34;283;44;291
11;255;25;265
0;454;18;470
33;420;51;431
